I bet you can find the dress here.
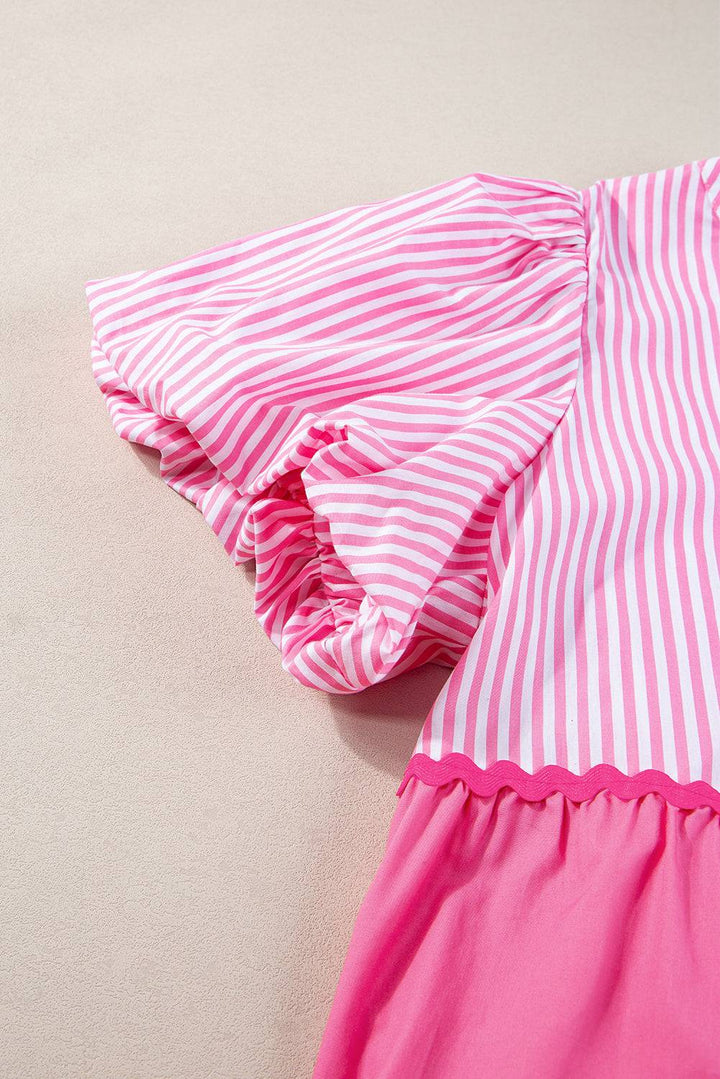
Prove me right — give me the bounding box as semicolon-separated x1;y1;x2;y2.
86;156;720;1077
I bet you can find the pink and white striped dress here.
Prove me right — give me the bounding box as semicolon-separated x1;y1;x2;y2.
87;156;720;1077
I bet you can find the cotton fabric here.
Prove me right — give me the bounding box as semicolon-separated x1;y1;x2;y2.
412;156;720;792
86;170;586;694
314;777;720;1079
86;156;720;1076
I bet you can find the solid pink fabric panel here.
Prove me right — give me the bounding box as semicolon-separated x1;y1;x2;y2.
313;776;720;1079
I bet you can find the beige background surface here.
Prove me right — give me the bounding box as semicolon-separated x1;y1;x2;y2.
2;2;718;1076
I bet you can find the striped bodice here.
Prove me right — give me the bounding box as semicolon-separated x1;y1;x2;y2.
414;157;720;797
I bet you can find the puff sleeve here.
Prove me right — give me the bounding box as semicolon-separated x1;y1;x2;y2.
87;170;587;692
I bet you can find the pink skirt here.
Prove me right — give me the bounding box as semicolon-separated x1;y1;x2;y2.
313;777;720;1078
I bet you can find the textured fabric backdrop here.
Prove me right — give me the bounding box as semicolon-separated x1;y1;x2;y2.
3;2;719;1076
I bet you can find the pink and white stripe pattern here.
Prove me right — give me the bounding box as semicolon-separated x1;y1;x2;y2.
414;156;720;793
87;171;587;693
88;156;720;798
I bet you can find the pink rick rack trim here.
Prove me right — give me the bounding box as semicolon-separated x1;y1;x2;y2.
398;753;720;814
